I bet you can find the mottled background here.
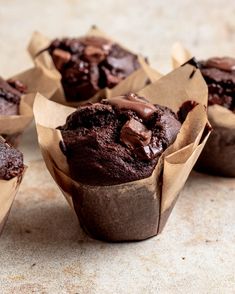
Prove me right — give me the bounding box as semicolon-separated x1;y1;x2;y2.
0;0;235;293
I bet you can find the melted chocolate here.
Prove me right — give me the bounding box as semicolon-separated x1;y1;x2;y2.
107;93;156;119
205;57;235;72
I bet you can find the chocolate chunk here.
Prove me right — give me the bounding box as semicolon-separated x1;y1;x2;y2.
52;49;71;71
100;66;122;88
120;118;152;149
205;57;235;72
83;45;106;63
134;145;163;160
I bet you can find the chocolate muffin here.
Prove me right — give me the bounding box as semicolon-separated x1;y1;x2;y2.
189;57;235;177
0;138;24;180
59;93;181;185
47;36;141;102
199;57;235;110
0;77;27;116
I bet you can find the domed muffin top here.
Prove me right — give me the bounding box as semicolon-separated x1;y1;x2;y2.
59;93;181;185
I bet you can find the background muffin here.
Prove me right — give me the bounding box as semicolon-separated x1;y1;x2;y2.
28;27;158;107
193;57;235;177
172;45;235;177
198;57;235;110
47;36;141;102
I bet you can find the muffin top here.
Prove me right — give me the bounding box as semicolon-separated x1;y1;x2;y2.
0;77;27;115
48;36;141;101
199;57;235;111
0;138;24;180
59;93;181;185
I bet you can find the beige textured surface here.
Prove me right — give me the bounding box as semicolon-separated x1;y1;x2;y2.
0;0;235;293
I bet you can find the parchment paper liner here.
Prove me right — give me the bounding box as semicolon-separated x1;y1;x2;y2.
0;138;26;235
172;43;235;176
28;26;161;108
33;64;211;242
1;64;59;146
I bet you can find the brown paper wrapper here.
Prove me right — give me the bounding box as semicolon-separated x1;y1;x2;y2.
172;43;235;177
1;65;59;147
0;146;26;235
28;26;161;108
33;64;211;242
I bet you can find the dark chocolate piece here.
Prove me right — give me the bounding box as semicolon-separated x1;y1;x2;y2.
177;100;199;123
47;36;141;102
185;57;235;177
58;93;181;185
51;49;71;71
107;93;156;119
120;118;152;150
